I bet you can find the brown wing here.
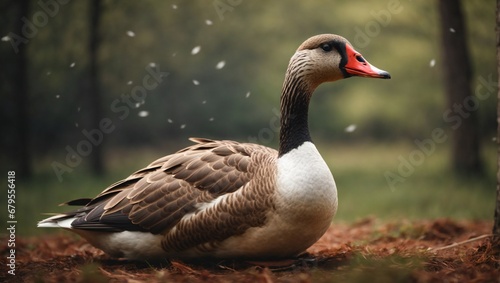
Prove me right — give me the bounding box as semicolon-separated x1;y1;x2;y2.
67;138;278;251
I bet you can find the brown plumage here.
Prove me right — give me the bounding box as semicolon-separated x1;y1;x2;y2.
38;34;390;260
67;138;277;250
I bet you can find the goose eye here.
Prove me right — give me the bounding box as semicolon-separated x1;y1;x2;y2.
321;43;332;52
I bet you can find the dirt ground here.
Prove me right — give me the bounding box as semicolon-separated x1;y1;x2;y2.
1;218;499;283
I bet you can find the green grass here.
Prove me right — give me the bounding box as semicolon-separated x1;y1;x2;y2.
323;141;496;222
5;141;496;236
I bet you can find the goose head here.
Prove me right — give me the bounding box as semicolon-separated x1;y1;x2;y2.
285;34;390;92
279;34;390;156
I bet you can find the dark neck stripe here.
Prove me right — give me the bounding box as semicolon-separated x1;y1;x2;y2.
279;79;312;156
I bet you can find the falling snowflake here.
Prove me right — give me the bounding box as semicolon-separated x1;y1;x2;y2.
77;107;81;112
345;124;357;133
205;20;213;25
191;46;201;55
75;122;79;128
46;71;51;76
126;30;135;37
202;100;207;104
135;102;141;108
449;28;455;33
245;91;251;98
55;95;60;99
180;124;186;129
70;62;76;68
429;59;436;68
167;118;173;123
172;4;178;9
209;117;214;122
1;35;10;42
193;80;200;85
215;61;226;70
138;110;149;117
127;80;133;85
149;62;157;68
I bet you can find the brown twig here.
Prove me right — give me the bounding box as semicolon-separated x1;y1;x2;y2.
430;234;493;251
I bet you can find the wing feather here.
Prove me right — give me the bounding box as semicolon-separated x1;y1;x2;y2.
58;138;278;252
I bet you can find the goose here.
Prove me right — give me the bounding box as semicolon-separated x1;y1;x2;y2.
38;34;390;260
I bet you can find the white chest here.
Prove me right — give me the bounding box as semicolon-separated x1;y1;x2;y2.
276;142;338;220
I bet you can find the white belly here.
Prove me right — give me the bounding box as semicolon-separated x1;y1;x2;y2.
74;229;166;259
212;142;338;259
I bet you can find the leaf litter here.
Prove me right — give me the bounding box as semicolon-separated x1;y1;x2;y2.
1;219;498;282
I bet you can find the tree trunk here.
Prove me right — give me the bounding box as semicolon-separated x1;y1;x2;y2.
88;0;104;175
493;0;500;244
438;0;483;176
15;0;32;178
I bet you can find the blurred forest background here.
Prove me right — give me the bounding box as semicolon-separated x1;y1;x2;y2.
0;0;497;234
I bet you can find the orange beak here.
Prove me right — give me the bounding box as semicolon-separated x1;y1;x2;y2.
344;44;391;79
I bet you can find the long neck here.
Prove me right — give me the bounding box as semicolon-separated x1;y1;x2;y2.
278;67;314;157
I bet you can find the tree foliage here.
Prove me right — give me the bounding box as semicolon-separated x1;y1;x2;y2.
0;0;496;174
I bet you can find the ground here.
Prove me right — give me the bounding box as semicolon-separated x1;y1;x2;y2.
1;218;499;283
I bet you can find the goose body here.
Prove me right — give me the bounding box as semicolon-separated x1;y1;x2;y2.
39;34;390;260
